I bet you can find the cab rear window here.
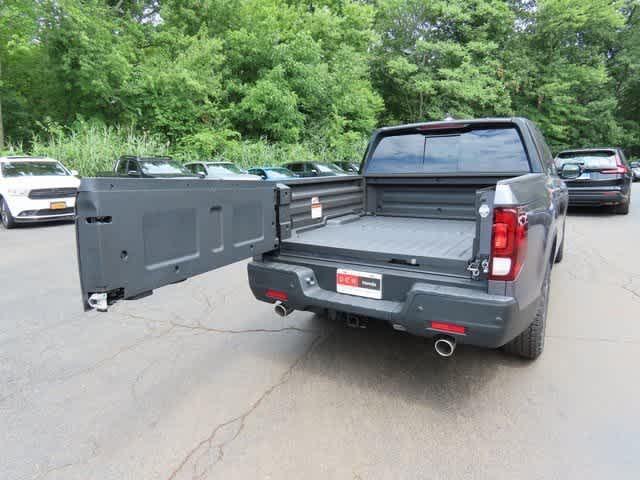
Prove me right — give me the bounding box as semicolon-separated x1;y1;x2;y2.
366;127;530;174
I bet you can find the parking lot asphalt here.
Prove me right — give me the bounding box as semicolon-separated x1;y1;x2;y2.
1;183;639;480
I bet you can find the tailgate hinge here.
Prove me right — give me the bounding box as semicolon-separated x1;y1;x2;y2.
467;257;489;280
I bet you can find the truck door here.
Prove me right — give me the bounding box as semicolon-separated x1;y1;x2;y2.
76;177;279;311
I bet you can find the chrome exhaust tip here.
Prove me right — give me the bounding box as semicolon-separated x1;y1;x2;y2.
274;301;293;317
434;336;456;357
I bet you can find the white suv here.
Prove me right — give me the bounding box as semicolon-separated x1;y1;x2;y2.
0;156;81;229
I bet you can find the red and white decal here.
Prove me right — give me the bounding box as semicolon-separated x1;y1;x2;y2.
336;268;382;299
311;196;322;219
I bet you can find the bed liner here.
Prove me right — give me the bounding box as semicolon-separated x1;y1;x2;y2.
281;214;476;273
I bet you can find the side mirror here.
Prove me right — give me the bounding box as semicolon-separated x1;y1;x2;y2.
127;170;139;177
197;172;206;178
70;169;79;176
310;169;318;176
559;164;581;180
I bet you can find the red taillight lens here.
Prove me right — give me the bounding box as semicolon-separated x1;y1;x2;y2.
601;154;628;174
493;222;509;250
490;207;527;281
266;289;288;301
430;321;466;334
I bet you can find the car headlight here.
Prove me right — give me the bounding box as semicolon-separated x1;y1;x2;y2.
7;187;30;196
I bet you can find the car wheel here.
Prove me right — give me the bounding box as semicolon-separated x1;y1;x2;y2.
1;197;16;229
503;266;550;360
615;200;630;215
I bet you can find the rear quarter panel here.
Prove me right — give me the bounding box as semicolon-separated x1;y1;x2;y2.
497;173;560;311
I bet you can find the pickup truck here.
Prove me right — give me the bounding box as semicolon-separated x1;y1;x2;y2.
76;118;570;360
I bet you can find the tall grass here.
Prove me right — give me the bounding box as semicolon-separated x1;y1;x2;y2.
17;120;367;176
29;120;169;176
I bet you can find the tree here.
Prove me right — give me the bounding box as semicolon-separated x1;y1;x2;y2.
372;0;515;124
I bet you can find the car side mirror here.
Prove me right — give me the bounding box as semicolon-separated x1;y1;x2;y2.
127;170;139;177
559;164;581;180
70;169;79;176
196;172;206;178
310;169;318;176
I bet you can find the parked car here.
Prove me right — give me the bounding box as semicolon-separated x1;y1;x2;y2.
185;161;261;180
76;117;569;360
333;161;360;174
283;161;347;177
113;156;196;178
554;148;632;214
630;161;640;182
0;156;80;228
247;167;298;180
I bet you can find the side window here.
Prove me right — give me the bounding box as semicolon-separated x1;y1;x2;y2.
116;159;128;174
187;163;205;175
618;149;629;166
128;160;140;173
530;124;556;174
288;163;301;172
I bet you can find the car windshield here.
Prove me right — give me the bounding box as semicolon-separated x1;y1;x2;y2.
139;160;190;175
264;168;296;178
209;163;244;174
555;151;617;169
316;163;344;173
1;161;69;177
366;127;531;174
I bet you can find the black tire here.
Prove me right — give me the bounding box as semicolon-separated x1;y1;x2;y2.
503;267;550;360
1;197;16;229
614;200;629;215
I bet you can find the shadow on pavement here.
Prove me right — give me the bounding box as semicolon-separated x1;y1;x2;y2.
566;205;618;217
299;313;530;410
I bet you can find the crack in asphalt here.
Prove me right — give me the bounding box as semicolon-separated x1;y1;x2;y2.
0;325;176;405
169;320;318;336
166;330;329;480
53;325;177;383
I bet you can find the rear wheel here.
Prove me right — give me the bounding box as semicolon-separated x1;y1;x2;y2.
1;198;16;229
503;267;550;360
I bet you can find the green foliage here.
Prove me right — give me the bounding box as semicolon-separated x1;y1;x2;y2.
30;119;168;176
1;0;639;168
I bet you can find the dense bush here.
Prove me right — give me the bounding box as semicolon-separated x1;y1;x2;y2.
1;0;639;167
17;119;367;175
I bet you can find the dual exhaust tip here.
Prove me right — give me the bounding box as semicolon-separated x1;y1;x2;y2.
274;302;457;357
434;336;456;357
274;301;294;317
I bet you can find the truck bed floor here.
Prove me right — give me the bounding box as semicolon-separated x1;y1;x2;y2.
283;215;475;261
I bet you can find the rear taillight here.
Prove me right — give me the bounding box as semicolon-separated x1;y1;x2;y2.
489;207;528;281
430;321;466;334
601;154;628;174
266;289;288;301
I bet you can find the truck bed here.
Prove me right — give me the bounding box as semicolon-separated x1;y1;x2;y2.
282;214;476;273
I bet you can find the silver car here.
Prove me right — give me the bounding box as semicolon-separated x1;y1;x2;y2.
184;161;262;180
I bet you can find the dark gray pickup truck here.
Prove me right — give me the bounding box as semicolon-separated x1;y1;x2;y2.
76;118;570;360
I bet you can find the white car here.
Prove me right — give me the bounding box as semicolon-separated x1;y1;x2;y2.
0;156;81;229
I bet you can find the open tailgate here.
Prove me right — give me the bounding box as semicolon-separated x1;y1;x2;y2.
75;178;278;310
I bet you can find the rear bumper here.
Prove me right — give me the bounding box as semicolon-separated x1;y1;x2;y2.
248;261;538;349
567;186;628;206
